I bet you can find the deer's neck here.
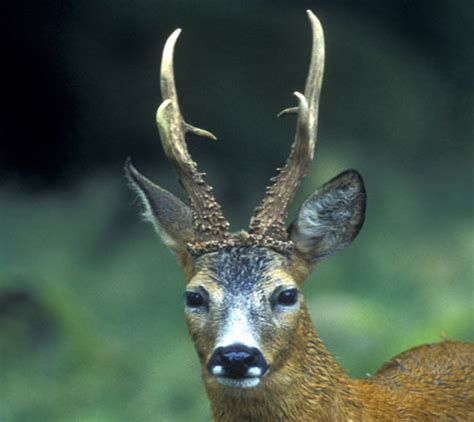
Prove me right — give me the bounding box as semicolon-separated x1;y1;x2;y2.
203;307;364;422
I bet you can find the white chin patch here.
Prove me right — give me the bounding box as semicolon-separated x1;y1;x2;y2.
216;376;261;388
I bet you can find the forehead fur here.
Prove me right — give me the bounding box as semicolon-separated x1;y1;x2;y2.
193;247;290;292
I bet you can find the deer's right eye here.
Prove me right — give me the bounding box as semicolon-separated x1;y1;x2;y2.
185;291;206;308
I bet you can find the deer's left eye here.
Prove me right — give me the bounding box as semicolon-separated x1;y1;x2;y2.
271;287;299;308
278;288;298;306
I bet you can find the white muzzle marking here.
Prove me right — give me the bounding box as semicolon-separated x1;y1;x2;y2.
215;308;260;349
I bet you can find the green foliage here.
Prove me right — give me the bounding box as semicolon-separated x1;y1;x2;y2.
0;167;472;421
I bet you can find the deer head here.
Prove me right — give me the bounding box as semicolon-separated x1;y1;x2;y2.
126;10;366;391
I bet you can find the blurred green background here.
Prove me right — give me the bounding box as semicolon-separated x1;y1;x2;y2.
1;1;473;421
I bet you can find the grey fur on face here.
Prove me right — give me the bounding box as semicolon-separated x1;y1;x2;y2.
195;247;289;294
192;247;291;349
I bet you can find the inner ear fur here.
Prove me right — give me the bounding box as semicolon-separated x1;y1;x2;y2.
289;169;366;265
125;159;195;255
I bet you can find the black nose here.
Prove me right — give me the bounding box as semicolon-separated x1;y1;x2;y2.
207;343;268;379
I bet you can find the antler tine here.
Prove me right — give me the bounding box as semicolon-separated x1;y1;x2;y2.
249;10;325;240
156;29;230;243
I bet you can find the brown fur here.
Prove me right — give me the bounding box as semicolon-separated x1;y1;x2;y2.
178;253;474;421
126;10;473;420
200;303;474;421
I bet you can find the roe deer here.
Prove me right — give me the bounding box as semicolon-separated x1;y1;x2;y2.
126;10;474;422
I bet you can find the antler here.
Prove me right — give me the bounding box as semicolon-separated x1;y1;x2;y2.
157;29;231;244
249;10;325;240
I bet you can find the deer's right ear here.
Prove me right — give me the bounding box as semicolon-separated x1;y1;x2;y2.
125;159;195;255
289;170;366;265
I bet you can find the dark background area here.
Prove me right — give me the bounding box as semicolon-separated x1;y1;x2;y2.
0;1;472;421
2;1;472;191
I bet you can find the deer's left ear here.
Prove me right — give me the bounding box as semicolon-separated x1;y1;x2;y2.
289;170;366;264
